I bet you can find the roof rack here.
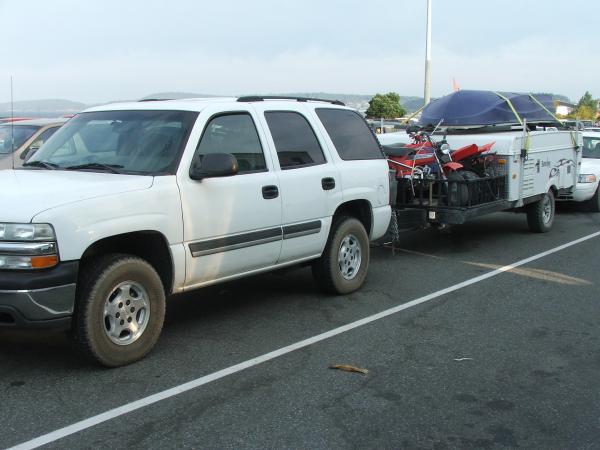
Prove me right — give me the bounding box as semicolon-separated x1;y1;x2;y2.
138;98;173;102
237;96;345;106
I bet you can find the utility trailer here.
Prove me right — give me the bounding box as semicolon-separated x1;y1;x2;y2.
379;90;583;236
387;130;582;234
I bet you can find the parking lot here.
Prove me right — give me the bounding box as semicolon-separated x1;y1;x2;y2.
2;206;600;449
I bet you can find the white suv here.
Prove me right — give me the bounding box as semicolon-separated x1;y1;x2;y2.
0;96;391;366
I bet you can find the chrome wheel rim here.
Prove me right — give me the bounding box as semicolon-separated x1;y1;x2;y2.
338;234;362;280
542;195;553;224
103;281;150;346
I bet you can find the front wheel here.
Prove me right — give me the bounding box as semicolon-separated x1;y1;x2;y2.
527;189;555;233
312;216;370;294
586;186;600;212
72;254;166;367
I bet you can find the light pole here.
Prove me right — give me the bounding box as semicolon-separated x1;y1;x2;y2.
424;0;432;105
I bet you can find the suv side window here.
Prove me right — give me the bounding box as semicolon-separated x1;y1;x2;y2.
316;108;384;160
195;113;266;173
264;111;326;169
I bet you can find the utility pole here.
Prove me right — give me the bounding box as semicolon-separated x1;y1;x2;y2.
424;0;432;105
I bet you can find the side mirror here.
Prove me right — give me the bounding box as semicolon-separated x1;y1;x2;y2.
189;153;238;180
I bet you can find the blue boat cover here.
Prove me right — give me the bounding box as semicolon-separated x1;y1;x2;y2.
419;90;556;127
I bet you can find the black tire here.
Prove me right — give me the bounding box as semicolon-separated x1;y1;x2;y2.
72;254;166;367
527;189;555;233
312;216;370;295
460;170;480;204
445;171;469;206
586;187;600;212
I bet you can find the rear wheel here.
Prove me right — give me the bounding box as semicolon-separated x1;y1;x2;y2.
312;216;370;294
527;189;555;233
72;254;166;367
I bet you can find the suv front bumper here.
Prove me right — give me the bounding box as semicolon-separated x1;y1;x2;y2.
0;261;78;329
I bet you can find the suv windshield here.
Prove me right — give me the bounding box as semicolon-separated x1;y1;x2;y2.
0;125;40;154
26;110;198;174
583;136;600;159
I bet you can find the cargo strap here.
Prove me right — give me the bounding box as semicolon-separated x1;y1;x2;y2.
493;91;523;126
400;103;426;124
494;91;530;159
528;93;563;124
527;93;580;151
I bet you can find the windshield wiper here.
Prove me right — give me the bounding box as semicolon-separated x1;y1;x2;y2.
22;160;59;170
65;163;124;174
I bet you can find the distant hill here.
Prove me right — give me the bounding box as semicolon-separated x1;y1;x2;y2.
0;92;573;118
0;99;87;118
532;92;571;104
141;92;222;100
143;92;426;113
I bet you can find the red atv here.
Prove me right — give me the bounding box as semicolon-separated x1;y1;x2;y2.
383;126;495;179
383;126;496;207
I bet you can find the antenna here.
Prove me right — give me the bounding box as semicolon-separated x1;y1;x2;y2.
10;76;14;170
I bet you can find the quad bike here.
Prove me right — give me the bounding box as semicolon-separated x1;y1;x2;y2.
382;126;496;207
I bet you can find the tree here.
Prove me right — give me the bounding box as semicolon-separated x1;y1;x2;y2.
568;104;597;120
366;92;406;119
576;91;596;110
569;91;599;119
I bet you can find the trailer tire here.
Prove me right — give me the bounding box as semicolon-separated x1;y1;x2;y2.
586;186;600;212
312;216;369;295
527;189;555;233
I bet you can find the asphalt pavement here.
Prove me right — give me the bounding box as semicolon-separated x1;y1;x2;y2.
1;205;600;449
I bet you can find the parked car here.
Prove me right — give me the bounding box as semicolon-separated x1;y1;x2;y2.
559;131;600;210
0;96;391;366
561;120;595;130
0;118;68;169
0;117;32;123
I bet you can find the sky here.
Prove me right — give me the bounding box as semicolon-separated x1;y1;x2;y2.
0;0;596;104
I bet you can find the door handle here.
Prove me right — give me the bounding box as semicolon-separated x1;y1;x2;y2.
321;177;336;190
262;185;279;199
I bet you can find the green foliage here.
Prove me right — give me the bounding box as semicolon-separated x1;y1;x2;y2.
576;91;596;110
568;91;598;120
568;105;597;120
366;92;406;119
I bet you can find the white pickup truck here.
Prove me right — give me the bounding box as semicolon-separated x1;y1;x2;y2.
0;96;391;366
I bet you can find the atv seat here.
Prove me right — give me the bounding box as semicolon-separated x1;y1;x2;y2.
382;144;413;158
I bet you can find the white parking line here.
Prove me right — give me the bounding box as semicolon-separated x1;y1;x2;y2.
9;230;600;450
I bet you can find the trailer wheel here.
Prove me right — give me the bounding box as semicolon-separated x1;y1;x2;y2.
312;216;369;295
72;254;166;367
527;189;555;233
586;186;600;212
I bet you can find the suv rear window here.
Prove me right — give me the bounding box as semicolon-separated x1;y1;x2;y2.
264;111;326;169
316;108;383;160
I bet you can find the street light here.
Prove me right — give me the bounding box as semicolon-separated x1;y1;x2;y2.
424;0;432;105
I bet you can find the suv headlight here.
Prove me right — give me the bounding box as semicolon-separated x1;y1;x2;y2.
0;223;58;269
578;174;597;183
